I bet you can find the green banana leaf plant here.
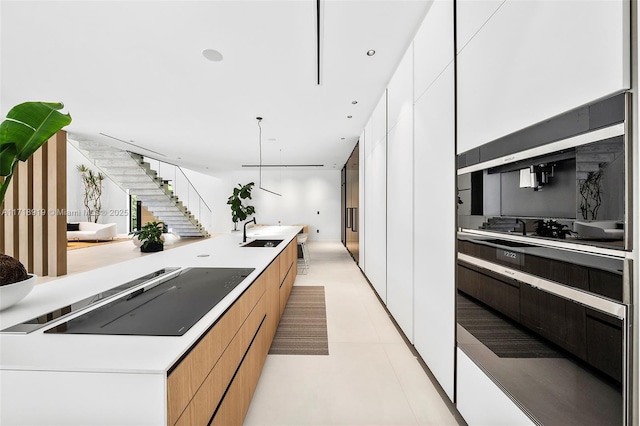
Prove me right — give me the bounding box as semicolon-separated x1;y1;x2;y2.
0;101;72;204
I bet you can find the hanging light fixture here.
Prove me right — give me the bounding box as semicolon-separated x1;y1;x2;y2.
256;117;282;196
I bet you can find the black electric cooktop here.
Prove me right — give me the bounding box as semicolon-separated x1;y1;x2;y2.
45;267;255;336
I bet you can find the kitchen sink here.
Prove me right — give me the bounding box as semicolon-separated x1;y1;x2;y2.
241;239;283;248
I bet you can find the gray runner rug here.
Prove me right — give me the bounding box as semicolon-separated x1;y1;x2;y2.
269;286;329;355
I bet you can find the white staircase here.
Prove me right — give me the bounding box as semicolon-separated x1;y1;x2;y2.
575;138;624;180
78;141;209;237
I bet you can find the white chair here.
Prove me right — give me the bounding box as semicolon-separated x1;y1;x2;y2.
296;233;310;274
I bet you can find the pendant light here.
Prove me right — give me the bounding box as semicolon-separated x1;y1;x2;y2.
256;117;282;196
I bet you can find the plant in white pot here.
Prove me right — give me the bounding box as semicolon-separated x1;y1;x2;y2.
130;221;165;252
0;101;72;310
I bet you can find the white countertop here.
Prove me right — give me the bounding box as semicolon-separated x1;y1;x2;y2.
0;226;301;375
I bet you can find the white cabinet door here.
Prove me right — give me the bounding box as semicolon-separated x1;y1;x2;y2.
386;111;414;341
457;0;630;153
413;62;456;401
363;93;388;302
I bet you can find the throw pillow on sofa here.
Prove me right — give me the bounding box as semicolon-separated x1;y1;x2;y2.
67;223;80;231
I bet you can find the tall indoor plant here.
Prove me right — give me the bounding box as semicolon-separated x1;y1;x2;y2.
227;182;255;231
0;102;72;294
77;164;105;222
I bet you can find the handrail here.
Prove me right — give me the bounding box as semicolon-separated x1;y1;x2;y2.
130;152;212;233
125;151;212;212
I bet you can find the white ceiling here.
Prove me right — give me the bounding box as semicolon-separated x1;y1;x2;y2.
1;0;431;175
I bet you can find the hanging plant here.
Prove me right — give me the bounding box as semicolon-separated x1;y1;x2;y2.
77;164;105;223
227;182;255;231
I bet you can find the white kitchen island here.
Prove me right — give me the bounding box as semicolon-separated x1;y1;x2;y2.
0;226;301;425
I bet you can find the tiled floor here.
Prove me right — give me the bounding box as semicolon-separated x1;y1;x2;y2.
245;242;462;426
39;238;462;425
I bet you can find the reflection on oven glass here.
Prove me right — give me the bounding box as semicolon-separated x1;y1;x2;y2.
456;236;625;425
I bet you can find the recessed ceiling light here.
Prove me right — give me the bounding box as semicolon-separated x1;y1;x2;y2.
352;101;358;104
347;116;352;119
341;137;345;140
202;49;223;62
366;50;376;56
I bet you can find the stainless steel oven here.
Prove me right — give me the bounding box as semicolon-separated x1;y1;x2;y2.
456;92;633;425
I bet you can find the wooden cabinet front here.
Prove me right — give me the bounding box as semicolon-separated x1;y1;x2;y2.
279;238;297;318
166;236;298;425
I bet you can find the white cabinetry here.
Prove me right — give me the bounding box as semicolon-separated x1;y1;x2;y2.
363;92;388;302
457;0;630;153
412;0;455;400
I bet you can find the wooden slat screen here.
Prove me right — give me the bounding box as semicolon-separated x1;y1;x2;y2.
0;130;67;277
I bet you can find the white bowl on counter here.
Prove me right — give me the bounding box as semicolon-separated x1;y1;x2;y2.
0;274;36;311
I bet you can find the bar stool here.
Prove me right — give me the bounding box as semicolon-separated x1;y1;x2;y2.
297;233;309;274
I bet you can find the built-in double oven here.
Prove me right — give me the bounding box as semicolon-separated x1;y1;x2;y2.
456;93;632;425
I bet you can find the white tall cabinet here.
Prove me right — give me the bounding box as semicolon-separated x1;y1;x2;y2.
386;46;415;342
361;0;457;403
363;92;388;303
359;0;634;423
412;0;455;401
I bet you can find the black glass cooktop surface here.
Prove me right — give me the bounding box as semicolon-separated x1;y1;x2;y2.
45;267;255;336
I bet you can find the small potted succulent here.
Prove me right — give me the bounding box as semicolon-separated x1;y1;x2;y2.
131;221;165;252
0;101;72;310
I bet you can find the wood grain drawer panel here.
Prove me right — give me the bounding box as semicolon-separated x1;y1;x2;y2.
265;258;281;344
211;315;269;426
279;267;293;318
167;276;266;425
175;295;266;426
279;240;293;281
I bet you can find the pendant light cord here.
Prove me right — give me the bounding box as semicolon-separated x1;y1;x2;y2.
256;117;282;196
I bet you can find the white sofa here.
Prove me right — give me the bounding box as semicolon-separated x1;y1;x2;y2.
67;222;117;241
573;220;624;240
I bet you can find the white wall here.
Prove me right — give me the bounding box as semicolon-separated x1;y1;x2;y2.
67;143;129;234
180;168;223;235
209;169;341;241
457;0;631;153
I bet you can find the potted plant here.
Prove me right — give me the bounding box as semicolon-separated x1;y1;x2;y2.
534;219;574;240
77;164;105;223
227;182;255;231
131;221;165;252
0;101;72;309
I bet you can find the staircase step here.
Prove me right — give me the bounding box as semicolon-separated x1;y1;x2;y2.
77;140;209;238
79;141;118;151
84;150;133;160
